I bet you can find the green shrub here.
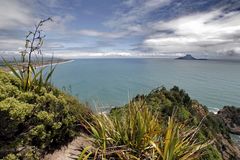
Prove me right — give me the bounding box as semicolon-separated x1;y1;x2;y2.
3;154;18;160
0;71;92;158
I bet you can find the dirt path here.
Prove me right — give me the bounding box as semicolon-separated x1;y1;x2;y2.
43;135;92;160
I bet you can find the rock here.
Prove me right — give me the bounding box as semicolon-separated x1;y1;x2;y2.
217;106;240;135
216;106;240;159
216;134;240;160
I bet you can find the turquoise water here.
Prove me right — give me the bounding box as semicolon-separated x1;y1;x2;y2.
51;58;240;111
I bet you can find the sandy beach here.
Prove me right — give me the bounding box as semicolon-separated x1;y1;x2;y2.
0;59;74;72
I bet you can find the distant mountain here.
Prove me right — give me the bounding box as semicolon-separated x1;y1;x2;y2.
176;54;207;60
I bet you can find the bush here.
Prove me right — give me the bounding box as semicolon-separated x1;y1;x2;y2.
0;71;92;158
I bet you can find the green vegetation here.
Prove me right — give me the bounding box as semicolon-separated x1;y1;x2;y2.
0;18;93;159
80;100;212;159
0;71;92;159
0;19;94;159
107;86;234;159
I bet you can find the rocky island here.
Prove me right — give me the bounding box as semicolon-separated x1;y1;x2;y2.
176;54;208;60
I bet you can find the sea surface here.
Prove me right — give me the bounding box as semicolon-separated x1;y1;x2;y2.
51;58;240;112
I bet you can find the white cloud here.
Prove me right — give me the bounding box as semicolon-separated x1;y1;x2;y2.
0;38;25;50
43;15;75;32
78;30;126;39
0;0;36;29
142;9;240;57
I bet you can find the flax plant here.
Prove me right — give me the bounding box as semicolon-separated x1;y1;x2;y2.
151;115;212;160
81;101;212;160
3;18;55;92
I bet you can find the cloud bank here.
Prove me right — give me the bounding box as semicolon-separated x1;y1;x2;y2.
142;9;240;57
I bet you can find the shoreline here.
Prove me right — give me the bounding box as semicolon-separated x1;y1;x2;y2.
0;59;74;72
36;59;74;69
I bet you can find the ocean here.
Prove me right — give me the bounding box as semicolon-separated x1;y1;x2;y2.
51;58;240;112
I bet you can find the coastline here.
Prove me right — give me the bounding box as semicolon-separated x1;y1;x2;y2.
0;59;74;72
36;59;74;69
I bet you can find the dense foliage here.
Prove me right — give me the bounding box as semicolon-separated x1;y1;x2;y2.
81;101;211;160
110;86;236;159
0;71;92;159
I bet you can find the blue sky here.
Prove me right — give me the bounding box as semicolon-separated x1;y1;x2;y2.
0;0;240;58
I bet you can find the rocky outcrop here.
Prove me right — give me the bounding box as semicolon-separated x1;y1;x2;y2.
215;133;240;160
217;106;240;135
215;106;240;159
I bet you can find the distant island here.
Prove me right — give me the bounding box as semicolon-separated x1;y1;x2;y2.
176;54;208;60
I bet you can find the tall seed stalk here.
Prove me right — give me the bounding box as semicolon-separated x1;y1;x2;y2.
3;18;55;91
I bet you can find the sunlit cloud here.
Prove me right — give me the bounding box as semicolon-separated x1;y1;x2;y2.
142;8;240;57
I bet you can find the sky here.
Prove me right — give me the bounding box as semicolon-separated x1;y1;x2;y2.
0;0;240;59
